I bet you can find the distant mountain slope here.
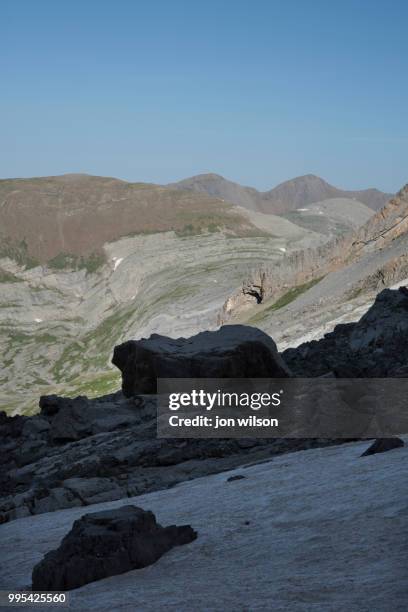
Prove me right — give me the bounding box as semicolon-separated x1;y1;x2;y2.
220;182;408;326
304;198;374;227
260;174;392;214
0;172;395;414
170;173;393;215
168;173;262;211
282;197;374;237
0;174;263;264
0;174;330;414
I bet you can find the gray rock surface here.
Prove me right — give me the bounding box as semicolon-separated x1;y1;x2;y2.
31;505;197;591
0;226;320;416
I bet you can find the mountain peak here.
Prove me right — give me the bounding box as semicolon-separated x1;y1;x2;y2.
171;172;393;214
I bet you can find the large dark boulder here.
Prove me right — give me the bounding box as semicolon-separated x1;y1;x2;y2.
360;437;404;457
32;505;197;591
112;324;291;396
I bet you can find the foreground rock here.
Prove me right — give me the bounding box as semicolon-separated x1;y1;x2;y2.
1;391;328;523
32;505;197;591
361;437;404;457
112;324;291;396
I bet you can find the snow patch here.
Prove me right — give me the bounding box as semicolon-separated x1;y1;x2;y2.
391;277;408;289
1;441;406;611
113;257;124;271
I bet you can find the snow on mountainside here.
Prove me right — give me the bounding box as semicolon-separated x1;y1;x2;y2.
1;440;406;611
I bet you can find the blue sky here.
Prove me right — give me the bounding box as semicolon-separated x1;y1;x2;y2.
1;0;407;191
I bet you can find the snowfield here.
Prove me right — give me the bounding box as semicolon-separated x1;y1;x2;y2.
0;440;407;611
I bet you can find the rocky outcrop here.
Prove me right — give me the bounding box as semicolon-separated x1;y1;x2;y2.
343;254;408;301
360;438;404;457
284;287;408;377
351;184;408;255
1;392;328;523
112;325;291;396
32;505;197;591
220;184;408;322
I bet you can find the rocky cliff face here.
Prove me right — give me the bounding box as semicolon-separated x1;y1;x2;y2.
221;183;408;322
350;184;408;256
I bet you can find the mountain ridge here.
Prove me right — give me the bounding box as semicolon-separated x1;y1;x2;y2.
169;172;393;214
0;174;262;264
1;171;383;266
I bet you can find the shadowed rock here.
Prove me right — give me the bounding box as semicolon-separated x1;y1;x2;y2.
227;474;246;482
112;324;291;396
1;390;336;524
284;288;408;377
32;505;197;591
360;437;404;457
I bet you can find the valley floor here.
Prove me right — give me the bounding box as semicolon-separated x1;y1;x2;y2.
1;440;406;611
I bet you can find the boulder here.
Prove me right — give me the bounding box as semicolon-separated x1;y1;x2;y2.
112;324;291;396
360;437;404;457
32;505;197;591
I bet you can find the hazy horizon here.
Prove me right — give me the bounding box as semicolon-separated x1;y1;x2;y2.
0;169;398;194
2;0;407;193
